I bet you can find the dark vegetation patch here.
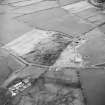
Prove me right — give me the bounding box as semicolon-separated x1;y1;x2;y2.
22;33;71;66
